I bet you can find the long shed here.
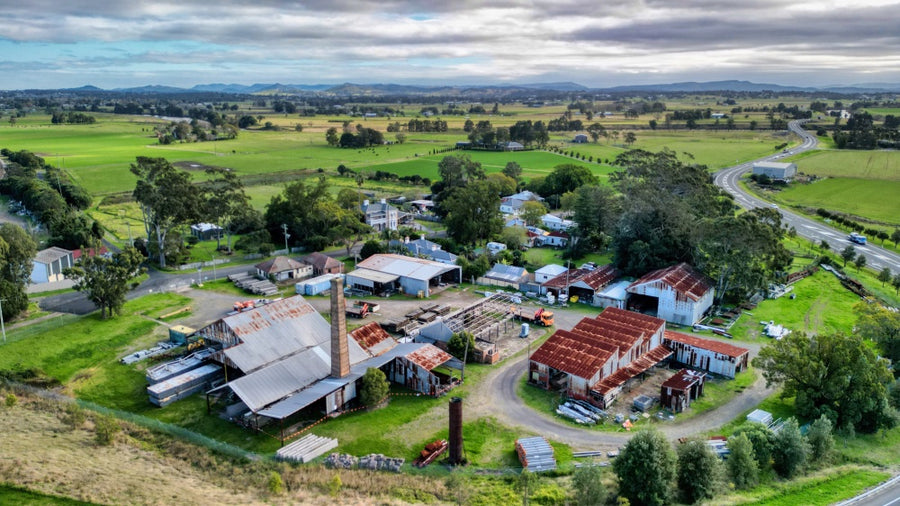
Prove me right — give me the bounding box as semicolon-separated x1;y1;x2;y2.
662;331;749;378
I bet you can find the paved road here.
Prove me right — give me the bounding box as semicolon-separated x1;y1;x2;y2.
713;120;900;274
472;335;773;450
836;473;900;506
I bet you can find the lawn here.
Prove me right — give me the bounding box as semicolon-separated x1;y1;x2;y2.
729;271;861;342
789;149;900;181
0;484;96;505
773;178;900;225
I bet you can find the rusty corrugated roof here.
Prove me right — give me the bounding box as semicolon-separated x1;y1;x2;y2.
663;331;749;358
597;307;665;334
592;346;672;394
574;264;620;290
661;368;706;391
405;345;453;371
530;329;614;380
542;268;589;289
627;263;712;301
350;322;396;356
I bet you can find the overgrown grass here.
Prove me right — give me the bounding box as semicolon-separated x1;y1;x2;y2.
773;178;900;225
712;466;890;506
0;484;96;505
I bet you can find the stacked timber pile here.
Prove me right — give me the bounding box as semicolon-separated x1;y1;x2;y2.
432;304;452;316
413;440;448;468
276;434;338;463
515;437;557;472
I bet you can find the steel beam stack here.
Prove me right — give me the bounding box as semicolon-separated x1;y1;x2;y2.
276;434;339;463
515;436;557;472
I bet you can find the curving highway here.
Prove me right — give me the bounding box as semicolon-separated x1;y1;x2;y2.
714;120;900;274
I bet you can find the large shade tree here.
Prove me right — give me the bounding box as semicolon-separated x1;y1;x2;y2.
613;428;676;506
0;223;37;320
753;332;896;433
64;244;145;319
131;157;200;268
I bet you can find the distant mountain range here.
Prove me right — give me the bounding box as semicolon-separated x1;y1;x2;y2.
51;79;899;95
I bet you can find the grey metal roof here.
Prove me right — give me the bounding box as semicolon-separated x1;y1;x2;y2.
596;279;631;301
535;264;567;277
220;295;366;373
346;268;400;284
34;247;72;264
417;321;454;343
356;254;460;282
484;263;528;283
255;342;431;419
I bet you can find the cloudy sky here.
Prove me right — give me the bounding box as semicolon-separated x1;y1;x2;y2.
2;0;899;90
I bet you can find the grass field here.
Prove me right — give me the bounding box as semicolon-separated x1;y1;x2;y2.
729;271;860;342
0;484;97;505
711;466;890;506
774;178;900;225
790;149;900;181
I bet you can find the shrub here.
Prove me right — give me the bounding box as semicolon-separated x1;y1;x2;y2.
268;471;285;495
4;393;17;407
93;414;121;446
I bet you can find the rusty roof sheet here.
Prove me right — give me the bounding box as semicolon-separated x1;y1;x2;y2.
530;329;614;380
596;307;665;334
661;369;706;391
572;320;645;356
593;346;672;394
570;264;619;291
405;345;453;371
542;268;589;289
627;263;712;301
350;323;397;357
663;331;750;358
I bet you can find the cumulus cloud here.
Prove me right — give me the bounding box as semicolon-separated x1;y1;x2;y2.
0;0;897;88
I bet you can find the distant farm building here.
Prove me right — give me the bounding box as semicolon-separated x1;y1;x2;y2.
573;134;589;143
660;369;706;412
752;161;797;181
528;307;672;408
662;331;749;378
255;256;312;282
190;222;223;241
31;247;74;284
627;263;714;325
346;254;461;297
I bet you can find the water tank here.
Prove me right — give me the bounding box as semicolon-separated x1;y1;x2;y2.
520;323;530;338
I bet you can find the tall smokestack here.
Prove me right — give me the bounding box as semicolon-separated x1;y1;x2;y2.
330;277;350;378
448;397;464;465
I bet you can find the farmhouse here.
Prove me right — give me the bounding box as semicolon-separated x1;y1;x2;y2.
541;214;574;231
255;256;312;282
660;369;706;413
477;263;529;289
190;222;223;241
500;190;543;215
752;161;798;181
30;247;74;284
540;230;570;248
529;307;672;408
202;283;456;434
361;199;400;231
627;263;714;325
301;252;344;276
662;331;749;378
346;254;461;297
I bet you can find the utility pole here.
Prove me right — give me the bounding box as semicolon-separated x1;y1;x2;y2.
0;298;6;343
282;223;290;254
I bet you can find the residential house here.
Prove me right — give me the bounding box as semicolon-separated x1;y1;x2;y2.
190;223;223;241
390;238;458;265
361;199;399;231
255;256;312;282
486;241;507;255
500;191;543;215
541;214;574;231
301;252;344;276
541;230;569;248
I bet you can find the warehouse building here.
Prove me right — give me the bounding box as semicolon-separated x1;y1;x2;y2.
627;263;714;325
752;161;797;181
662;331;750;378
529;307;672;408
477;263;529;289
346;254;461;297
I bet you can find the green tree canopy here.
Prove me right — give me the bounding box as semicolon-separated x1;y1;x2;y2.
806;414;835;464
571;464;605;506
359;367;389;406
442;181;502;246
854;302;900;373
726;433;758;490
771;418;809;479
64;245;145;319
0;223;37;320
613;428;676;506
676;439;722;504
732;423;773;471
753;332;895;433
448;331;476;363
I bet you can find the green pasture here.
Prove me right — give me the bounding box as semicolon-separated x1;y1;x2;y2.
729;271;860;342
790;149;900;181
775;178;900;225
0;484;95;506
714;467;890;506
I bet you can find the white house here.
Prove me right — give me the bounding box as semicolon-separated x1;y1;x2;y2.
500;191;543;215
626;263;714;326
541;214;574;231
361;199;399;231
540;230;569;248
534;264;567;284
752;161;798;181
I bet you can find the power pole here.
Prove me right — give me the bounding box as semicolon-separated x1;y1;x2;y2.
281;223;290;254
0;298;6;343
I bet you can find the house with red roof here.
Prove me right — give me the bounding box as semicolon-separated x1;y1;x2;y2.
626;263;714;325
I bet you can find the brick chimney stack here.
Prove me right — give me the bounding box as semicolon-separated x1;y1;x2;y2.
330;277;350;378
